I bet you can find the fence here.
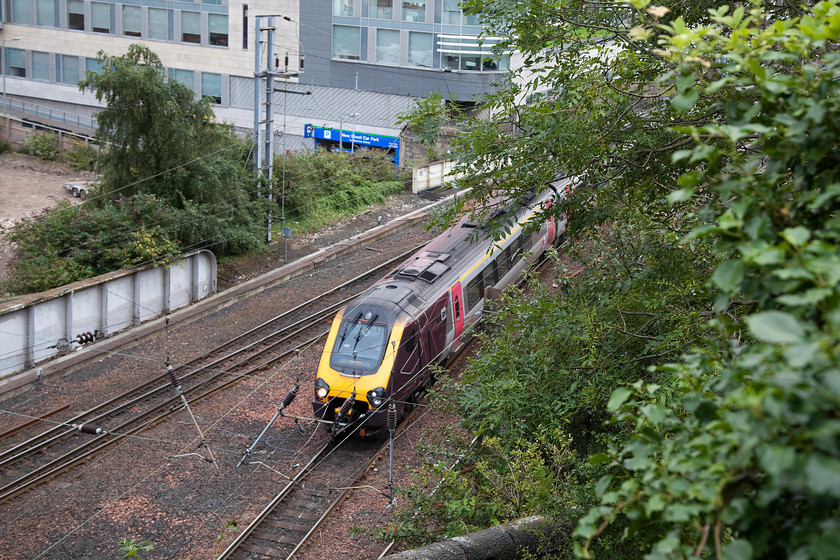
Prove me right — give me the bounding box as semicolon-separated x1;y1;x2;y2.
0;98;97;132
0;251;216;379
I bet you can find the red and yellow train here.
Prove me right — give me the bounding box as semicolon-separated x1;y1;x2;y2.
312;183;569;437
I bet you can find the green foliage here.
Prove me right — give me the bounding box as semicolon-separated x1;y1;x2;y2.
20;132;59;161
0;138;11;153
278;149;405;231
214;519;239;557
3;196;180;293
397;92;451;162
61;139;97;171
575;2;840;558
119;538;153;558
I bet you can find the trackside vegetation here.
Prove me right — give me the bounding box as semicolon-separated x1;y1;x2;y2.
374;1;840;559
1;44;407;296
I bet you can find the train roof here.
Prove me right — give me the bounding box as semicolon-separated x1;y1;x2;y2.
342;189;553;324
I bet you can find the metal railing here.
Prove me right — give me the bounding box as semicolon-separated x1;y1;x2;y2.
0;97;97;131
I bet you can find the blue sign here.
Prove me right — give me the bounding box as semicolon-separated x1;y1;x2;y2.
305;125;400;164
306;126;400;150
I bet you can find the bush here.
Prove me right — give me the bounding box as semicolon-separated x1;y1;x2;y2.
0;138;11;154
62;140;98;171
20;132;59;161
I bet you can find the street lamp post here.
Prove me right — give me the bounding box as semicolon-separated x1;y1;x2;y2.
339;112;358;153
2;37;23;110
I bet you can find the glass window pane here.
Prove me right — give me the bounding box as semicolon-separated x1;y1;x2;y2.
201;72;221;103
461;54;480;71
169;68;195;91
12;0;32;24
376;29;400;65
332;25;360;60
333;0;353;16
85;57;103;74
181;11;201;43
402;0;425;22
91;2;110;33
369;0;391;19
408;32;432;67
442;0;460;24
442;53;458;70
62;55;80;84
32;52;51;81
6;48;27;77
122;5;141;36
36;0;56;26
67;0;84;29
148;8;169;40
208;14;228;46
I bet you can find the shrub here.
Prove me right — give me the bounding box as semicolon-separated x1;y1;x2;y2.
0;138;11;154
20;132;59;161
62;140;98;171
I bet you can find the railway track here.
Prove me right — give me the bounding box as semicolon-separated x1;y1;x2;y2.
0;243;426;505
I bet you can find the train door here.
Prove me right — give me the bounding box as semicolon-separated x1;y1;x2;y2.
450;282;464;348
423;296;448;366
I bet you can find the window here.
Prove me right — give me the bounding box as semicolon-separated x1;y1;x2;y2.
402;0;425;22
201;72;221;103
442;53;459;70
32;52;51;81
36;0;56;27
86;57;103;75
242;5;248;49
181;11;201;43
122;5;141;37
496;246;511;279
370;0;391;19
408;32;432;67
461;54;481;71
169;68;195;91
5;48;26;78
376;29;400;65
11;0;31;24
91;2;110;33
329;318;389;374
442;0;460;24
333;0;354;16
453;295;461;320
61;55;80;84
333;25;361;60
209;14;228;46
67;0;84;30
148;8;170;40
465;276;482;311
482;262;497;290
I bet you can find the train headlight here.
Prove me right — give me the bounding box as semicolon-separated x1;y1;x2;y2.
367;387;385;408
315;378;330;400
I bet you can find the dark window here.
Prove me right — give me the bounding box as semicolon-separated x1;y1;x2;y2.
454;295;461;320
209;14;228;46
497;246;511;278
242;5;248;49
404;328;416;353
67;0;84;29
330;318;389;374
182;11;201;43
466;276;482;311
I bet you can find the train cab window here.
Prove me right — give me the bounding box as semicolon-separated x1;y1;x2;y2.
330;314;390;374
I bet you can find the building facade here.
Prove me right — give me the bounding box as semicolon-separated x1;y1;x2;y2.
1;0;508;160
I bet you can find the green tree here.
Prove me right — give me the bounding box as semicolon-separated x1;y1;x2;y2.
397;92;451;162
576;3;840;558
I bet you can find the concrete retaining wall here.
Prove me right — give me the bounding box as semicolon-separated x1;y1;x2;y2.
0;250;216;379
412;159;462;193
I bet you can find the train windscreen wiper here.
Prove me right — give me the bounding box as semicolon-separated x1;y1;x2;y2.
339;312;363;345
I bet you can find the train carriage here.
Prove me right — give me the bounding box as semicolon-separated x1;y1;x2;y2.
313;182;570;437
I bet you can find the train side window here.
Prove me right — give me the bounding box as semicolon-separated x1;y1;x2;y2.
466;276;482;310
482;263;497;290
454;295;461;320
497;246;511;278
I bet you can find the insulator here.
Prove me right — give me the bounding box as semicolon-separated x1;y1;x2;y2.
339;391;356;418
387;402;397;432
280;384;299;409
284;53;289;69
299;56;304;70
167;364;181;393
76;423;104;435
274;56;280;69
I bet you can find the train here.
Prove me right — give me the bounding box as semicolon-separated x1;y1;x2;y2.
311;181;570;437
